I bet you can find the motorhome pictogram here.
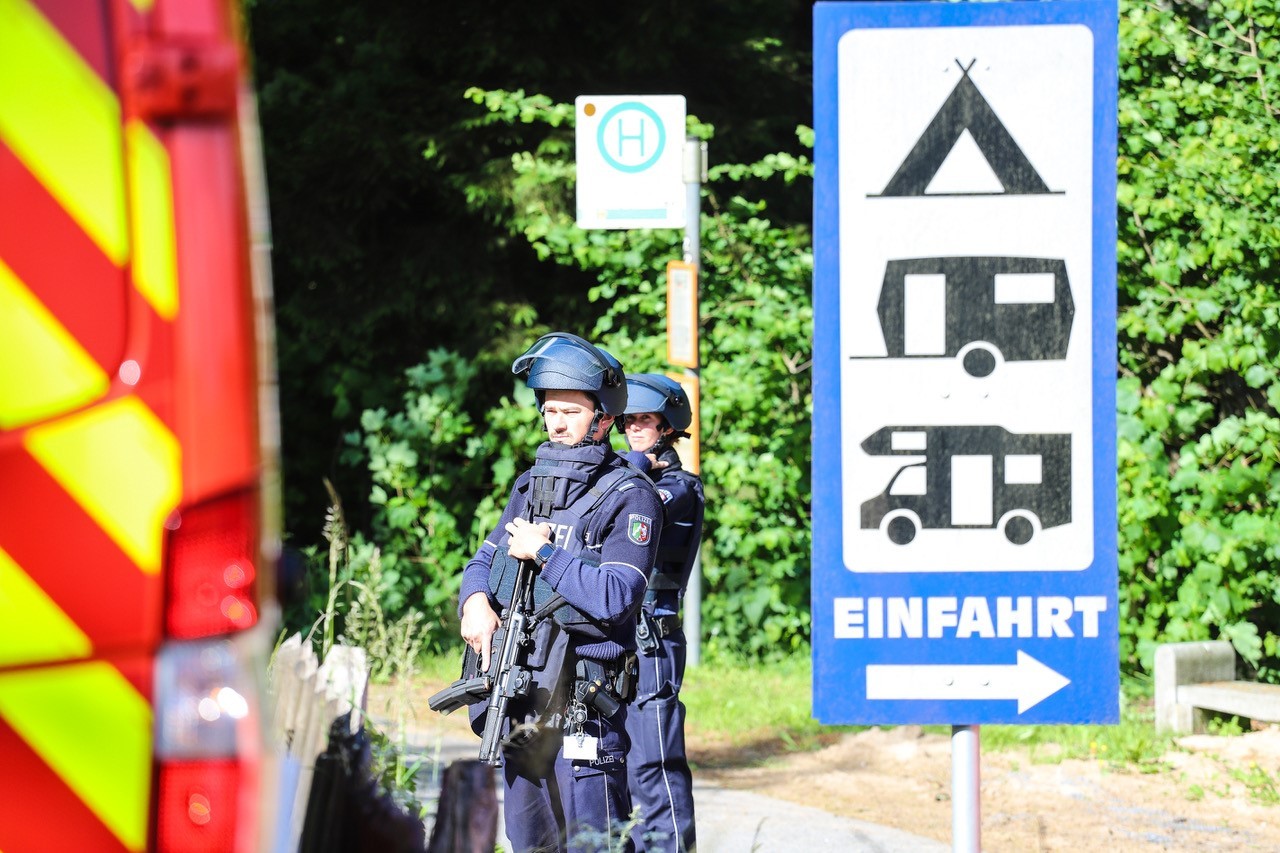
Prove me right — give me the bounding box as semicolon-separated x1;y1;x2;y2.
859;425;1071;545
867;256;1074;377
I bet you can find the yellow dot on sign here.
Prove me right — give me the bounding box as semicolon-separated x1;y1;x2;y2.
584;103;596;116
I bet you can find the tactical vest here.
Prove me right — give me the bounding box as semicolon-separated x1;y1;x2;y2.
487;452;648;642
648;468;705;595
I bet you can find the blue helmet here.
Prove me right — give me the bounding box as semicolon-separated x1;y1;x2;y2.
624;373;692;431
511;332;628;416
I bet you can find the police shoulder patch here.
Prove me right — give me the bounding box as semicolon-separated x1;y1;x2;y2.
627;513;653;545
657;488;674;504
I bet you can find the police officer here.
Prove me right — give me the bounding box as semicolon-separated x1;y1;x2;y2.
457;332;662;852
618;374;704;853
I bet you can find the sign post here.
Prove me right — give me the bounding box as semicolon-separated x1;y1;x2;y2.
813;1;1118;848
678;137;707;667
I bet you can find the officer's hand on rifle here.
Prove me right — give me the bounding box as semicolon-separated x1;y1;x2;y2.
505;518;555;564
460;592;500;671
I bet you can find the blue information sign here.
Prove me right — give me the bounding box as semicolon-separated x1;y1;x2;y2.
812;0;1119;725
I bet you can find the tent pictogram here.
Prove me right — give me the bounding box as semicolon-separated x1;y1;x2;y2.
877;60;1055;197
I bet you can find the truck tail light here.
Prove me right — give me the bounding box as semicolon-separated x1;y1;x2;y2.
152;639;263;853
154;760;249;852
165;490;260;639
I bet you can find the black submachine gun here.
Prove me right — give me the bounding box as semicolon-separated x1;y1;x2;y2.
428;546;537;766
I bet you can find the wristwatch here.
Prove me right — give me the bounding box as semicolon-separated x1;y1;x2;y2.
534;542;556;568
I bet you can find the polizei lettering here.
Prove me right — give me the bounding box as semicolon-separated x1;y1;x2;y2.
834;595;1106;639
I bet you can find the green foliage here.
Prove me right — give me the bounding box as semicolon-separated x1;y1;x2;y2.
334;350;541;649
249;0;814;541
1117;0;1280;678
322;86;814;656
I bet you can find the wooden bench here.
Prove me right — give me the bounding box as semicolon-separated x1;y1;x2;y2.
1154;640;1280;734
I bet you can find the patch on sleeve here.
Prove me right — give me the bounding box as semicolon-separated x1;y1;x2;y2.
627;513;653;545
657;488;674;504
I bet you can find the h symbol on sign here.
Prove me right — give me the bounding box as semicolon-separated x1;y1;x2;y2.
614;118;647;158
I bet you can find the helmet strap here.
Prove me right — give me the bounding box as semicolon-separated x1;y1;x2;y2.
643;426;679;457
569;410;609;449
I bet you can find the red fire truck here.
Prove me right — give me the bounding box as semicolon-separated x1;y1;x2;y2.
0;0;281;849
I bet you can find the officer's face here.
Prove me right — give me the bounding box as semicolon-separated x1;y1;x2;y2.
623;412;670;452
542;390;614;445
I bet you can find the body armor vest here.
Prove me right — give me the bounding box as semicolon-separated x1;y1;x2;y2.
647;462;705;595
488;442;646;642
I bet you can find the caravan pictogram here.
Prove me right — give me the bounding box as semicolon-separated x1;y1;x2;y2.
869;256;1074;376
859;425;1071;546
875;59;1058;197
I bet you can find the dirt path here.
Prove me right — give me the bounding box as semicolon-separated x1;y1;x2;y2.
374;679;1280;851
691;725;1280;851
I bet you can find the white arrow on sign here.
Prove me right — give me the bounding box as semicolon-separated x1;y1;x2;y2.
865;650;1070;713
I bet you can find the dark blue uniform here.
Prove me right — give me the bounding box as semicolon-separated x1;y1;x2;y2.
460;441;662;852
623;446;703;852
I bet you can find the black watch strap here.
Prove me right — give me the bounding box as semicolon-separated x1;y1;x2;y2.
535;542;556;567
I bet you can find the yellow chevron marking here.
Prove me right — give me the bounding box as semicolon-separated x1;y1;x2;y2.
0;0;128;266
0;545;92;668
0;662;150;852
125;120;178;320
24;397;181;574
0;257;109;430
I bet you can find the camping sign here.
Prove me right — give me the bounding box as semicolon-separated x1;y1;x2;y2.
811;0;1119;725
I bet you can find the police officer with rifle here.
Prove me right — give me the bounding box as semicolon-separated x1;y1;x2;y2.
430;332;662;852
617;374;704;852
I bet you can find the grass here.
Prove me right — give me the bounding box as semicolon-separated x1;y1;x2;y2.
678;653;1183;770
682;654;833;741
417;651;466;683
415;650;1250;777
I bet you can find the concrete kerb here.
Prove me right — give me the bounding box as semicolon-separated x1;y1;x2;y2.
390;721;949;852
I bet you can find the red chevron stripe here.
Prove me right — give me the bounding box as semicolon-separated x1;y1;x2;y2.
0;140;128;375
0;449;162;654
31;0;115;84
0;716;134;853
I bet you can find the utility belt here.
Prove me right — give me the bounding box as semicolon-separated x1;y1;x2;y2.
572;654;637;718
635;610;682;654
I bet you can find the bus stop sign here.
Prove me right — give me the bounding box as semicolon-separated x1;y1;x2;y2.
576;95;686;230
812;0;1119;725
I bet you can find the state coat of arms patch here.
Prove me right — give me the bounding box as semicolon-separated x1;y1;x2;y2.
627;513;652;545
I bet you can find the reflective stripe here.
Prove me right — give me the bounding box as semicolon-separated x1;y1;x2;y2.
125;120;178;320
0;545;92;668
0;0;128;266
24;397;181;574
0;662;151;852
0;257;109;429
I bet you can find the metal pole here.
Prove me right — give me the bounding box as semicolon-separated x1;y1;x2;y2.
681;136;706;667
951;724;981;853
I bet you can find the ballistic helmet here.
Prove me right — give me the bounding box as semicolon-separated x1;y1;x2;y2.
511;332;628;416
624;374;692;431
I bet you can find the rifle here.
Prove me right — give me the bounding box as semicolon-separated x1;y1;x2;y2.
428;545;537;766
